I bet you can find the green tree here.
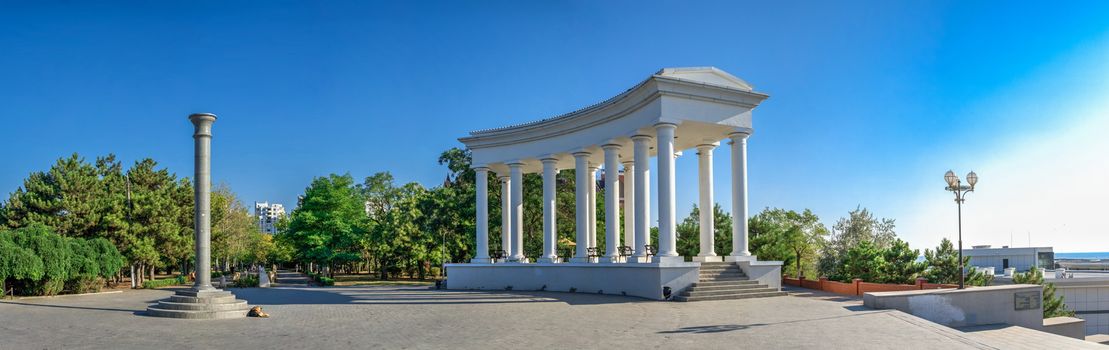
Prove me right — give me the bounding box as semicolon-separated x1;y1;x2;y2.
922;238;990;286
837;240;884;282
1013;268;1075;318
818;206;897;277
748;208;827;278
286;174;367;278
878;239;926;284
0;232;45;296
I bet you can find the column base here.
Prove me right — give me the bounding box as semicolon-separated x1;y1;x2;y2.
628;255;652;263
568;257;593;263
693;255;723;262
602;255;625;263
725;255;757;262
652;255;685;264
507;258;531;263
537;257;560;263
470;258;493;264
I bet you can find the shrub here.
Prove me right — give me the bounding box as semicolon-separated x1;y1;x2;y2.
233;274;259;288
318;276;335;286
142;277;185;289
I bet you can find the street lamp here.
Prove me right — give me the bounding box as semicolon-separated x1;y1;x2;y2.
944;170;977;289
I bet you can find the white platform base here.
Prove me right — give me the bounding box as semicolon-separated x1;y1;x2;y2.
653;255;685;264
445;261;700;300
471;258;493;264
537;257;560;263
725;255;757;262
693;255;723;262
628;256;652;263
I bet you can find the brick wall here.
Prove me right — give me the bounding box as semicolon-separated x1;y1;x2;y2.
784;277;956;296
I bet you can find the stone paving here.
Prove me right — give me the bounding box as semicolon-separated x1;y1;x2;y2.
0;285;1084;349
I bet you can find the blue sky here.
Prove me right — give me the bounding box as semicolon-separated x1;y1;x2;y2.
3;1;1108;252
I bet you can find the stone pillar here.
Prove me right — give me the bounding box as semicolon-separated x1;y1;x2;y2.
602;144;621;262
727;129;754;261
571;152;591;263
621;160;635;250
190;113;216;291
499;175;511;260
472;167;491;263
508;162;526;262
630;135;652;263
539;158;559;263
655;122;681;262
146;113;250;319
587;165;598;251
694;144;721;262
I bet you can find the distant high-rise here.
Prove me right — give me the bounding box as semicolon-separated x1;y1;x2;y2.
254;201;286;234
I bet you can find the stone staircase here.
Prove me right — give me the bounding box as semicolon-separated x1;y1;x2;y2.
145;289;251;319
673;262;786;302
272;270;309;287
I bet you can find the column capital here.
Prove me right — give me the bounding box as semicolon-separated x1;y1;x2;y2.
540;157;559;164
498;175;510;181
630;134;653;142
506;161;525;167
601;143;622;151
653;121;678;130
472;166;491;172
572;151;592;158
728;127;754;138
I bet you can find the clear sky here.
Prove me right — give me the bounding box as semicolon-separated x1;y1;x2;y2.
3;1;1108;252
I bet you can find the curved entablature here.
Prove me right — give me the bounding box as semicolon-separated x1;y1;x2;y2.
459;67;769;175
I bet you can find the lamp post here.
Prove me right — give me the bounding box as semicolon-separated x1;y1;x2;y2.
944;170;978;289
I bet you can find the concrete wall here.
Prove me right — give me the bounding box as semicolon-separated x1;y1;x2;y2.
863;284;1044;330
1043;317;1086;339
444;262;700;300
737;260;782;291
1053;277;1109;335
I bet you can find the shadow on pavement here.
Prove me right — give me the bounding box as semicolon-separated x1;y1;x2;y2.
227;286;649;306
658;324;768;334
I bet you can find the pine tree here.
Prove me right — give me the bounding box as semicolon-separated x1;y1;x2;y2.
1013;268;1075;318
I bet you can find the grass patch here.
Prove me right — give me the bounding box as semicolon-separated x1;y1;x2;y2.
333;280;435;287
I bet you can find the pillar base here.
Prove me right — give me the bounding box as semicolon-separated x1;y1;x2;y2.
537;257;560;263
602;256;625;263
470;258;493;264
507;258;531;263
569;257;593;263
628;255;652;263
652;255;685;264
725;255;757;262
693;255;723;262
145;288;250;319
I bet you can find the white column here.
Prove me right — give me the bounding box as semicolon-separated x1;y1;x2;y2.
570;152;591;263
631;134;652;263
471;167;491;263
499;175;511;261
621;160;635;250
727;129;755;261
508;162;526;262
655;122;681;262
602;144;621;262
588;164;598;251
694;144;721;262
539;158;559;263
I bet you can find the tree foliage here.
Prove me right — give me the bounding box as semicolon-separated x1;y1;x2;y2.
0;225;125;296
1013;268;1075;318
748;208;827;278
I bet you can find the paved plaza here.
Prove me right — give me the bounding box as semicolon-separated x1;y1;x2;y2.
4;286;1093;349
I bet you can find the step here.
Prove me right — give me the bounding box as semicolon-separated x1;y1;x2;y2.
174;289;234;298
681;287;773;297
700;273;744;277
684;284;768;292
672;291;787;302
155;300;249;311
698;276;751;283
145;306;251;319
691;280;758;287
168;295;238;304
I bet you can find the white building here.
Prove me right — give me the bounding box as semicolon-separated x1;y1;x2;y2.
965;245;1055;273
254;201;286;234
445;67;784;301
